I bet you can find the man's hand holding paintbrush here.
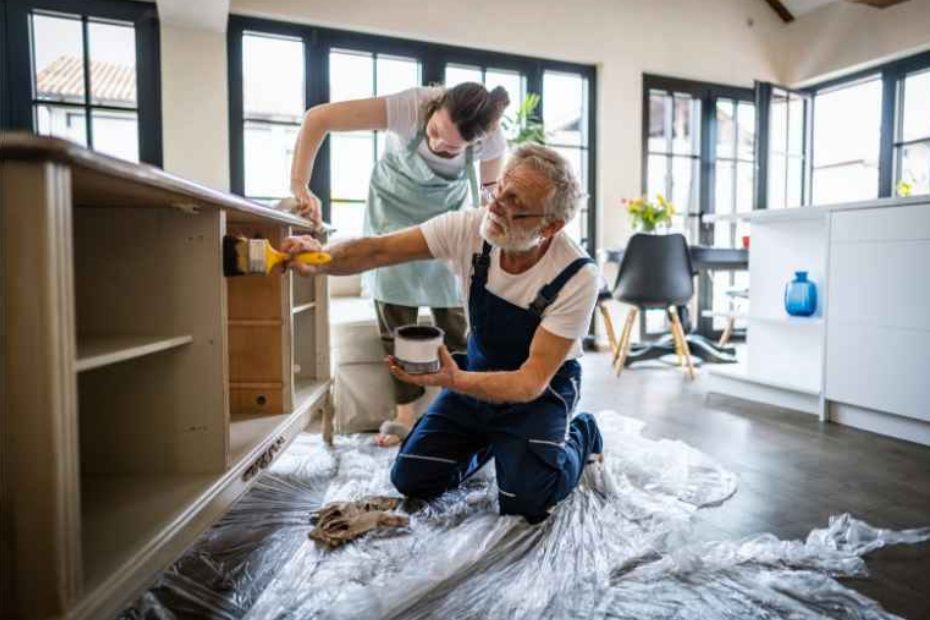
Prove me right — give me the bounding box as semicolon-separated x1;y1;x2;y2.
281;227;429;278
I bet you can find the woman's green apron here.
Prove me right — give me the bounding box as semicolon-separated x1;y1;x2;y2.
362;129;480;307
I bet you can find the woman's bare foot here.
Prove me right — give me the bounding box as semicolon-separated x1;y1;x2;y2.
374;403;416;448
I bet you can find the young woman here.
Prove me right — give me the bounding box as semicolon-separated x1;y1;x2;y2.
289;82;510;446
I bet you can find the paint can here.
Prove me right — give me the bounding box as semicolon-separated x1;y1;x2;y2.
393;324;444;374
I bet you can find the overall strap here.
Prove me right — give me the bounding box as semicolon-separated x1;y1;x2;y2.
470;241;493;288
529;257;595;317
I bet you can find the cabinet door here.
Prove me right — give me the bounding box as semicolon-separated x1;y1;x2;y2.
826;205;930;421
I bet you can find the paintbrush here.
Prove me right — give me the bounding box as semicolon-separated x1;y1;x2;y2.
223;235;331;276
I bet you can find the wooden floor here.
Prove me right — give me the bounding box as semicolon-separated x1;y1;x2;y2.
578;351;930;618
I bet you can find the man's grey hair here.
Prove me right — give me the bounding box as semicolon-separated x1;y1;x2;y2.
505;143;584;224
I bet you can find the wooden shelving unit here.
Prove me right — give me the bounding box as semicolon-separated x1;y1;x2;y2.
0;134;332;619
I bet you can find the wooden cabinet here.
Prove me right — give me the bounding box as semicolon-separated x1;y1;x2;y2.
0;134;331;619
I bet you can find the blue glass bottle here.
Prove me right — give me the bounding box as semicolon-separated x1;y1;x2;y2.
785;271;817;317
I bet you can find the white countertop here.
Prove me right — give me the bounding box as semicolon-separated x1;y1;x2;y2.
704;195;930;224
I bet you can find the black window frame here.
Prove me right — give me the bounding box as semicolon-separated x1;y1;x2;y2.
227;14;598;258
755;49;930;207
641;74;754;339
1;0;162;166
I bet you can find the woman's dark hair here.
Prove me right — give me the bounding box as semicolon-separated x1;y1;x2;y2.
423;82;510;141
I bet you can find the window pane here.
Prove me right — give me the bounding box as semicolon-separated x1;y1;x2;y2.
485;69;524;140
648;91;668;152
647;154;668;198
770;89;788;155
330;201;366;240
35;104;87;146
813;77;881;168
543;71;586;146
32;13;85;105
376;55;419;96
92;108;138;162
88;20;136;108
330;50;373;102
737;102;756;161
244;121;299;198
901;70;930;142
812;163;878;205
445;64;481;87
330;133;374;201
671;156;697;215
787;157;803;208
715;160;734;215
736;161;754;212
552;146;585;186
768;153;786;209
564;207;585;245
672;94;699;155
713;224;734;249
898;142;930;195
716;99;735;159
787;94;804;156
243;34;304;122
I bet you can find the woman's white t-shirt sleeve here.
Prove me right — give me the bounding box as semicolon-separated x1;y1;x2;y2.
479;127;507;162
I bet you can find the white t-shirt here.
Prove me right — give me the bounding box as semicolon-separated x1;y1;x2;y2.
384;87;508;178
421;208;599;360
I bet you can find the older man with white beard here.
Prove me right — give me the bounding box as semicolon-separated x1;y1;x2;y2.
284;144;603;523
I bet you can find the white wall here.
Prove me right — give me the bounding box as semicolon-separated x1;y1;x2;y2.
781;0;930;86
160;24;230;191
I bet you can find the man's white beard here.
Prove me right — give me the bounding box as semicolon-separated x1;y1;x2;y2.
479;210;542;252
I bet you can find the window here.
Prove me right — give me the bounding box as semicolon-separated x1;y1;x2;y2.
712;98;754;331
242;32;305;202
767;87;810;209
3;0;161;164
812;76;882;205
645;89;700;238
544;70;590;246
329;50;420;238
756;50;930;206
642;75;754;338
895;68;930;196
229;16;597;261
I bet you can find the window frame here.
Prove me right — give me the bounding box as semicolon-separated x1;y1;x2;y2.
227;14;598;258
2;0;162;165
641;74;754;339
755;49;930;206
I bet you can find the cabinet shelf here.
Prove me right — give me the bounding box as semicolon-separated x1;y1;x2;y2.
747;315;824;327
76;335;193;372
80;472;214;596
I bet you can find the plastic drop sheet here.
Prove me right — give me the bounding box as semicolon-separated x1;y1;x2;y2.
123;410;930;619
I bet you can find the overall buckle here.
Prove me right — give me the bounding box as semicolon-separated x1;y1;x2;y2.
529;292;552;316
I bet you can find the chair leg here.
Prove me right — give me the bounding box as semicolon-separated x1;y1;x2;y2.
667;307;685;368
597;302;619;359
614;307;638;377
668;306;695;380
717;316;735;347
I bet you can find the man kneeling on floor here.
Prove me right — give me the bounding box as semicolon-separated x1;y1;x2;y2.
286;144;603;524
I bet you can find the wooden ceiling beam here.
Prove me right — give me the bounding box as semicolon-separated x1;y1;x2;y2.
764;0;795;22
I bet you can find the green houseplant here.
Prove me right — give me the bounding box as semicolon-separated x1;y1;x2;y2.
623;194;676;233
502;93;546;145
